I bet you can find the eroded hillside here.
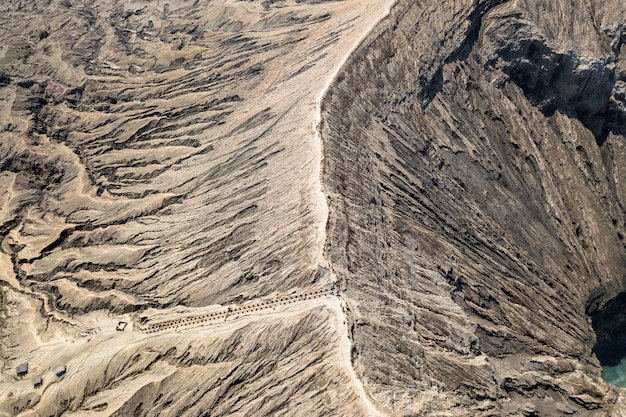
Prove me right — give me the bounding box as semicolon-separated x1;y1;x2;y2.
322;0;626;415
0;0;392;415
1;0;625;415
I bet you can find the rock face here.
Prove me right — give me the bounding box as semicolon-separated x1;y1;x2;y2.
321;0;626;415
0;0;625;416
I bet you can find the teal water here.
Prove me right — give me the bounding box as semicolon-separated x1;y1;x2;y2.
602;357;626;388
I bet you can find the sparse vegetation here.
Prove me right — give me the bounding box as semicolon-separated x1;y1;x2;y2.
0;72;10;86
39;30;49;40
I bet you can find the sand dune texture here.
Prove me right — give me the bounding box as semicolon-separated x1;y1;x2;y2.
0;0;625;416
0;0;391;415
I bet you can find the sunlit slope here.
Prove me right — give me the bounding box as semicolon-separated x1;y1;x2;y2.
0;0;393;415
0;0;385;309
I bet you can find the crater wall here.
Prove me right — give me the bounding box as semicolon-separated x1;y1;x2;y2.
321;0;626;414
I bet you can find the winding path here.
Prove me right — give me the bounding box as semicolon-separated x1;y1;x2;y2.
135;283;386;416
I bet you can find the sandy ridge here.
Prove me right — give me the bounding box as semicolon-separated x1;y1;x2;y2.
311;2;397;416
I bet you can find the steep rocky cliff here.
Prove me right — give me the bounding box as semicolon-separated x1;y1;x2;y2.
321;0;626;415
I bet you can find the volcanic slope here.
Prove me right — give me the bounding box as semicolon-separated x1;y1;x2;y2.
2;0;626;416
321;0;626;415
0;0;393;415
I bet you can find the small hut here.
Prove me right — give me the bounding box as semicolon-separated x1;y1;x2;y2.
54;365;66;378
32;375;42;388
16;363;28;377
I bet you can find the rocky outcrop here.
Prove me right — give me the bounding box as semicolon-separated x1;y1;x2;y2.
321;0;626;415
481;2;626;144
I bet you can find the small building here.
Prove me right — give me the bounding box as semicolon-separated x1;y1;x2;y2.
54;365;66;378
16;363;28;377
32;375;42;388
116;321;127;331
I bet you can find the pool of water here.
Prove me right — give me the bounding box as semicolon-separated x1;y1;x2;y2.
602;357;626;388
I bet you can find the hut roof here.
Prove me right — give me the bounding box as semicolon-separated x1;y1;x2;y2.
54;365;66;377
16;363;28;376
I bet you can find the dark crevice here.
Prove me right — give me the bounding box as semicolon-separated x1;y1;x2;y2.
419;0;509;107
591;291;626;367
484;24;624;146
